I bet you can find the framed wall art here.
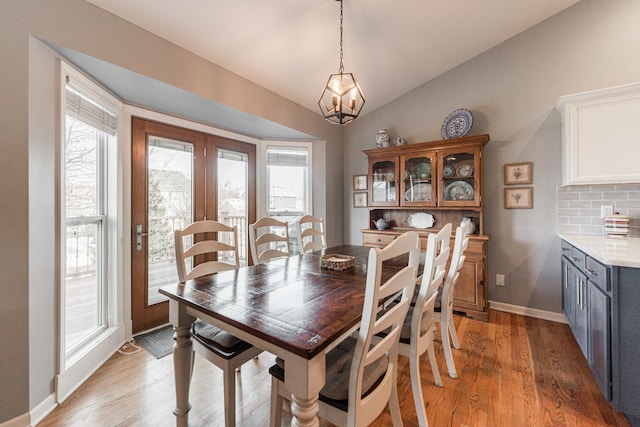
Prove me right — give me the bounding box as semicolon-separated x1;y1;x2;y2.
353;192;368;208
504;162;533;185
505;187;533;209
353;175;367;191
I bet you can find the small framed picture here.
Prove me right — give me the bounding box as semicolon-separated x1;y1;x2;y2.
505;187;533;209
353;192;368;208
353;175;368;191
504;162;533;185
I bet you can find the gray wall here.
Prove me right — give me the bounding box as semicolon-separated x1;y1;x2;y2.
343;0;640;312
0;0;343;422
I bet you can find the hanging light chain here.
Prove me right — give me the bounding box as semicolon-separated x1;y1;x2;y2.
339;0;344;74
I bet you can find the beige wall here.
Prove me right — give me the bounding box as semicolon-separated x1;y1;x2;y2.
343;0;640;312
0;0;343;422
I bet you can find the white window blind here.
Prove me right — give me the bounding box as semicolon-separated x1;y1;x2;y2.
65;76;118;136
266;148;308;167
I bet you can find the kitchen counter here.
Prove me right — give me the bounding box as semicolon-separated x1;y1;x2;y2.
557;233;640;268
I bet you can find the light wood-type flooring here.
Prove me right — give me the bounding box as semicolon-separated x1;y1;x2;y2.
38;310;632;426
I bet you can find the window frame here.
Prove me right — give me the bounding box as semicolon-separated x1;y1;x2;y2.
58;62;122;390
261;141;313;219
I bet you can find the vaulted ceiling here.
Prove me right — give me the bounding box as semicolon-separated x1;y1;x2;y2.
86;0;580;116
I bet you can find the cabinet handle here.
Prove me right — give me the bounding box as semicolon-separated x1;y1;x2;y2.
585;268;597;276
582;282;589;309
565;268;569;289
571;256;583;263
561;247;570;252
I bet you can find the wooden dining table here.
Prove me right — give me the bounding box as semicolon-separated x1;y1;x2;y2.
159;244;412;427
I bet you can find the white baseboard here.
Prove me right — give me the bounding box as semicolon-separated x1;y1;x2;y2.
489;301;568;324
29;394;56;426
0;412;30;427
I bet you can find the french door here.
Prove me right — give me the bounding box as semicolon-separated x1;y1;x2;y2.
131;118;255;333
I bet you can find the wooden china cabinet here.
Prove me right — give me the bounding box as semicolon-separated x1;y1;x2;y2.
361;134;490;321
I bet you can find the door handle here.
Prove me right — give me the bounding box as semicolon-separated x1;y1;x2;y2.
136;224;149;252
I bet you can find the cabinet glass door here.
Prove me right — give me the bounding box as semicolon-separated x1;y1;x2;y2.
369;158;398;206
401;154;436;207
439;148;480;207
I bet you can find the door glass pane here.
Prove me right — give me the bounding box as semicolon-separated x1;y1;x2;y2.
404;156;432;202
372;159;396;203
147;137;193;305
442;151;475;201
217;149;248;267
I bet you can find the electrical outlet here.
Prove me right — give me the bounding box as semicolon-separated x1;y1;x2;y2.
601;205;614;217
496;274;505;287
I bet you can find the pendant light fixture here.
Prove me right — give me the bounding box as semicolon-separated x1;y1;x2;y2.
318;0;365;125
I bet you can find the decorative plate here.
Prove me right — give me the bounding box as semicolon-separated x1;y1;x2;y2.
441;108;474;139
407;212;435;229
405;183;432;202
456;164;474;177
443;165;455;178
414;162;432;179
385;172;395;181
444;180;474;201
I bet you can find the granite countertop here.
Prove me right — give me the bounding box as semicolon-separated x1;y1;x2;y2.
557;233;640;268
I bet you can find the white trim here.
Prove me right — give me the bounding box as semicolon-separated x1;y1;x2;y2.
124;104;260;146
29;394;57;426
489;301;568;324
0;413;30;427
55;325;125;403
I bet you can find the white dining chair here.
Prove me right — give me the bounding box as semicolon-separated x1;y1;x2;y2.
434;220;472;379
295;214;327;254
399;223;451;426
269;231;420;427
174;220;263;427
248;217;291;264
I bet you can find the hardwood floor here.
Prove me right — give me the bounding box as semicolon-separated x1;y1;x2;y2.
38;310;631;427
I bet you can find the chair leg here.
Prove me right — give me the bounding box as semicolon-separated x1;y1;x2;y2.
409;346;430;427
223;367;236;427
440;313;457;379
389;372;404;427
426;341;443;388
448;307;461;350
269;377;284;427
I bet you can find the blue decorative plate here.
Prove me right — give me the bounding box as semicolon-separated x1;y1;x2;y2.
441;109;473;139
444;180;474;201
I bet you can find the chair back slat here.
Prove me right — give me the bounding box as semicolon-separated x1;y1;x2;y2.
248;217;291;264
295;215;327;254
174;220;240;282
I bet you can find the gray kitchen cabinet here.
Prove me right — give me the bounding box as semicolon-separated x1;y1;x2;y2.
558;238;640;414
560;240;611;400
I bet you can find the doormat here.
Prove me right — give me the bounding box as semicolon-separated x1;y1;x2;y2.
134;324;174;359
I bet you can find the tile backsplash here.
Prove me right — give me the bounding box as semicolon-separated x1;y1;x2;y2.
557;184;640;236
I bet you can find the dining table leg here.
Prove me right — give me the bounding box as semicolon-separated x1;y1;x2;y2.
169;300;195;427
285;354;324;427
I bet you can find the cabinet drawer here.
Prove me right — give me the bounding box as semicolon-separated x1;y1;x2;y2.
466;239;485;255
561;240;573;256
569;246;586;270
585;257;609;292
363;233;396;248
